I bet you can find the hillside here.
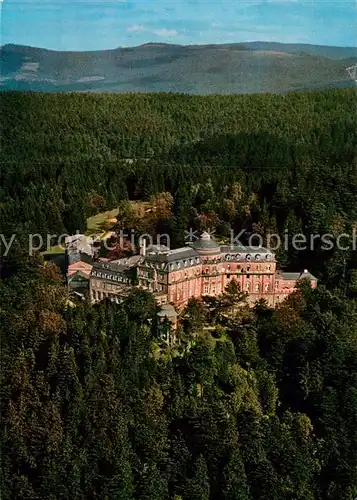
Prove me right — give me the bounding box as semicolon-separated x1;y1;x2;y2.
1;41;356;94
1;88;356;285
1;86;357;499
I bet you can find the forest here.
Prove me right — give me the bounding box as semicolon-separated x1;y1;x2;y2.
1;88;357;498
1;88;357;285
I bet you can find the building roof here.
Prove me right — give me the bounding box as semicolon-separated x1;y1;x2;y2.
144;246;198;264
91;261;131;284
221;245;271;254
111;255;143;267
221;246;275;262
146;244;170;254
299;269;317;281
191;231;221;252
278;272;301;281
67;261;93;278
92;261;128;273
277;269;317;281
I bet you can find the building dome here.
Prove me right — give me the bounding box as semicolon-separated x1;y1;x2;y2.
191;231;221;254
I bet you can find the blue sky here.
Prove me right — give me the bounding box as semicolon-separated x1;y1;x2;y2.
1;0;356;51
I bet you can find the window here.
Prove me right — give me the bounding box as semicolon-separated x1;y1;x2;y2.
247;266;251;272
265;284;270;292
245;282;250;292
226;274;230;280
255;283;260;292
204;285;209;294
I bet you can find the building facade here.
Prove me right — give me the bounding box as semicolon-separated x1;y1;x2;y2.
90;232;317;308
67;261;93;296
90;261;133;303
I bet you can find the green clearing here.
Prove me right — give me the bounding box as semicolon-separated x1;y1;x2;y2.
44;209;119;256
41;245;65;256
86;208;119;236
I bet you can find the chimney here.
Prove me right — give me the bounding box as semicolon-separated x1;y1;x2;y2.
140;238;146;256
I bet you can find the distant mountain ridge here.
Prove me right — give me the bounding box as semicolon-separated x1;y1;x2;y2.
1;41;356;94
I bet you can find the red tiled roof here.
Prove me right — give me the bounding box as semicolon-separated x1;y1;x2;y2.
67;261;93;278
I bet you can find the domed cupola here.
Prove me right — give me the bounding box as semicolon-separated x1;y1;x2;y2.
191;231;221;256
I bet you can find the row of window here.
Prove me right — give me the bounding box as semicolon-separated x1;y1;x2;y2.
225;276;275;293
92;270;129;283
224;253;273;262
170;269;201;282
226;264;272;272
168;258;200;271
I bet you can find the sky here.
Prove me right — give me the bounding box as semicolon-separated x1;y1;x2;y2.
1;0;356;51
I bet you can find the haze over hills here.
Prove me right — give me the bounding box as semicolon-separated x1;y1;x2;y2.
1;41;356;94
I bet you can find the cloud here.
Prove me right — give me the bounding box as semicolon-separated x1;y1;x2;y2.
3;0;355;51
127;25;178;38
127;25;146;33
152;28;178;37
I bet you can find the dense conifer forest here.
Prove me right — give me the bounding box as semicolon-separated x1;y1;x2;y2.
1;88;357;498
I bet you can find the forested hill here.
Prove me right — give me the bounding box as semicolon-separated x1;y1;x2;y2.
1;88;357;499
1;249;357;499
1;88;357;288
1;41;356;94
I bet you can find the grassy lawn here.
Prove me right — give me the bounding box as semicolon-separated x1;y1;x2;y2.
86;201;154;237
41;245;65;256
86;208;119;235
40;208;120;258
